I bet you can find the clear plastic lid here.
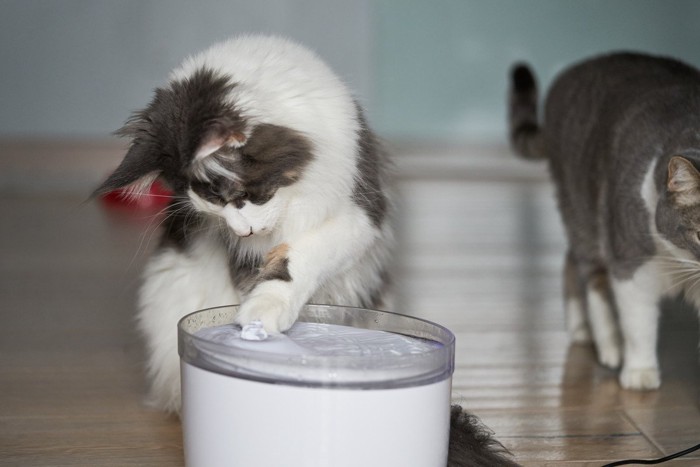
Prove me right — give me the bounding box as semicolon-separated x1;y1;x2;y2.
178;304;455;389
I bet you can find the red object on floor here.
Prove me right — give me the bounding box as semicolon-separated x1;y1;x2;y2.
100;181;173;211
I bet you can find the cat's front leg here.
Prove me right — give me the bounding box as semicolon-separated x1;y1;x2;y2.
235;243;300;332
235;211;377;332
611;264;662;390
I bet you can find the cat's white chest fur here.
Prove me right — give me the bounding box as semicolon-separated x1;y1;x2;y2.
640;161;700;303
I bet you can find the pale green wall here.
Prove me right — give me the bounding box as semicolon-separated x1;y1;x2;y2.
372;0;700;143
0;0;373;138
1;1;699;142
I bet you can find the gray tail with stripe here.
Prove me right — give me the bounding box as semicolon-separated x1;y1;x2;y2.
508;63;545;160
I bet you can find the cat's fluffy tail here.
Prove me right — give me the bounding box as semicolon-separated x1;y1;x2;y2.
448;405;520;466
508;63;545;160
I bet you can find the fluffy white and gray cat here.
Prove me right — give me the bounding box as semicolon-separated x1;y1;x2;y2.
96;35;518;466
95;35;395;412
510;52;700;390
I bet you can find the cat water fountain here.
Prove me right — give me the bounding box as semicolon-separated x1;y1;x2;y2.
178;304;455;467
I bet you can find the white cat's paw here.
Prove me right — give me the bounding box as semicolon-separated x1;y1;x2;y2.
235;293;298;333
620;366;661;390
596;341;622;369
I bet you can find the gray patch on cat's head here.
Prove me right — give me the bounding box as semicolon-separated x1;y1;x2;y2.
352;104;390;228
94;67;246;196
656;155;700;257
237;123;315;206
187;123;314;210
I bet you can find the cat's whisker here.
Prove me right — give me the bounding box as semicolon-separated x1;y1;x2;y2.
125;193;176;201
650;260;700;272
663;271;700;293
656;259;700;270
128;215;170;271
649;255;700;268
657;267;696;279
129;202;189;265
655;255;700;292
127;201;189;263
138;199;190;240
685;272;700;297
650;261;700;288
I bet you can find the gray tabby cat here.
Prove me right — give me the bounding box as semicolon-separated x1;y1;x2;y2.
509;52;700;390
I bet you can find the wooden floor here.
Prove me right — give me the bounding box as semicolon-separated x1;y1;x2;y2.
1;141;699;466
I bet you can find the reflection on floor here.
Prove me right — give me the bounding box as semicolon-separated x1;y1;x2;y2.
0;142;698;466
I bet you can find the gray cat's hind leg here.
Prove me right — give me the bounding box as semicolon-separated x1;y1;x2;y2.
564;251;592;343
584;267;622;369
565;252;622;367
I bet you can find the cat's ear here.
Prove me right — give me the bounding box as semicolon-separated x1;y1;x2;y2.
667;156;700;205
92;141;162;199
194;120;247;160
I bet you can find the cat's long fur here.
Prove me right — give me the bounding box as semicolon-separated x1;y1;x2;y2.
509;52;700;390
96;35;396;412
448;406;519;467
96;35;517;465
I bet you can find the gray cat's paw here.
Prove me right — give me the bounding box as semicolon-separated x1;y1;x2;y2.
596;342;622;369
235;287;298;333
620;367;661;390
